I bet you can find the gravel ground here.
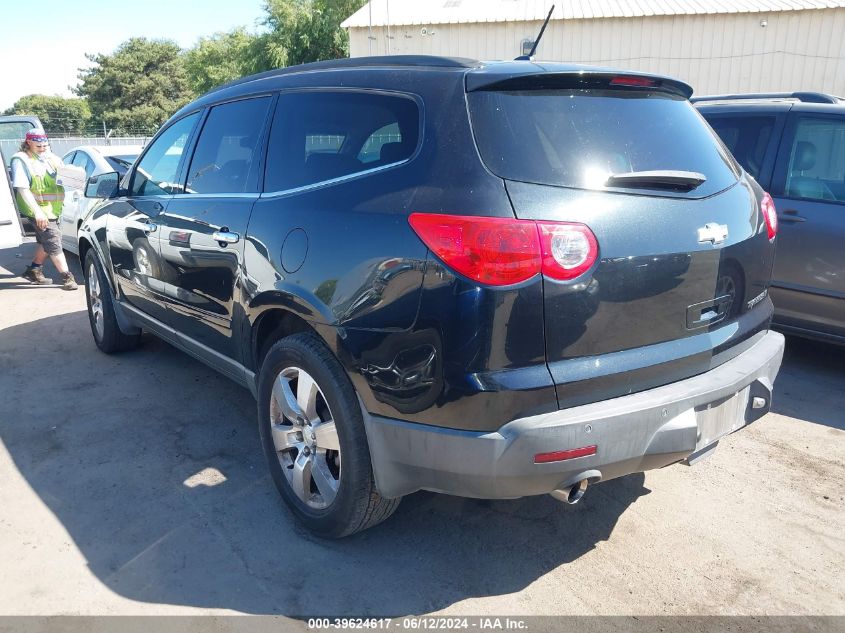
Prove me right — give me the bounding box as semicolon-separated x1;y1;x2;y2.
0;241;842;619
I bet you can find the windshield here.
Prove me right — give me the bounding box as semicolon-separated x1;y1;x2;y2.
467;88;739;198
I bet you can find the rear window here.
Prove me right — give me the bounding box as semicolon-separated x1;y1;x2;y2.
468;89;739;197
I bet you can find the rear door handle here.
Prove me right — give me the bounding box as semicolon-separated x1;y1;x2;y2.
212;230;240;245
778;209;806;223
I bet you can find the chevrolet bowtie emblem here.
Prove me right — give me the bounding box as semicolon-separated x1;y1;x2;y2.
697;223;728;245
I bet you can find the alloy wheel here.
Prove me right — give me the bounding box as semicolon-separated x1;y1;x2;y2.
269;366;341;509
87;261;104;340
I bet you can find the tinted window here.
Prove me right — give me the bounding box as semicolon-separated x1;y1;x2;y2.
468;89;738;198
265;92;419;192
185;97;272;194
130;113;199;196
785;117;845;203
707;116;775;180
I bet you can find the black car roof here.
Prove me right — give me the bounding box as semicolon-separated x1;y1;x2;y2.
172;55;694;121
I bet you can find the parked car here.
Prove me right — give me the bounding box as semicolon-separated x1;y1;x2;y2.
60;145;142;254
695;92;845;344
79;56;784;537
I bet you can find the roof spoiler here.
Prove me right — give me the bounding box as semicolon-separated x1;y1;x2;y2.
466;70;693;99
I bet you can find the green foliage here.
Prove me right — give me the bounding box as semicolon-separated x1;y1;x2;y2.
3;94;91;136
66;2;364;137
75;38;193;136
184;28;262;94
255;0;367;70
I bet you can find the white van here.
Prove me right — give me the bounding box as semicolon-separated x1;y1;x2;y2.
0;115;42;248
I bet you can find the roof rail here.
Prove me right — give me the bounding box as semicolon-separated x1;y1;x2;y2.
205;56;480;97
691;92;841;104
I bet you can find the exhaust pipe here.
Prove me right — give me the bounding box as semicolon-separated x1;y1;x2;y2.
551;478;589;504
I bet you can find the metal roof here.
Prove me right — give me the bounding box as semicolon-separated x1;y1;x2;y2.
342;0;845;28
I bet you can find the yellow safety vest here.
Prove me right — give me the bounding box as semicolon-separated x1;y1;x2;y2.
12;151;65;220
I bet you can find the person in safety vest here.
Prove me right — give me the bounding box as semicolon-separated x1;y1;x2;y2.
10;127;78;290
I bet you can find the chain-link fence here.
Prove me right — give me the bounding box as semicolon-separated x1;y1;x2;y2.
1;137;148;166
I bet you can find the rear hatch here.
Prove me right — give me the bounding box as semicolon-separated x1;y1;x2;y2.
466;68;776;407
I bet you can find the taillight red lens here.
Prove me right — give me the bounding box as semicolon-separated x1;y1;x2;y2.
761;192;778;241
408;213;542;285
537;222;599;280
408;213;599;286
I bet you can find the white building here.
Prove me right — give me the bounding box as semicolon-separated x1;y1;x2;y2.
342;0;845;96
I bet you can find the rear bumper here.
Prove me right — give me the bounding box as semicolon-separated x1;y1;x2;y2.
363;330;785;499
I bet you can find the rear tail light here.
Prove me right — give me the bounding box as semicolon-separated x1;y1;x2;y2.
408;213;598;286
760;192;778;241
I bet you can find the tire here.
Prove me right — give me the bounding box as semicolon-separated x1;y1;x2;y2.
84;250;142;354
258;332;400;537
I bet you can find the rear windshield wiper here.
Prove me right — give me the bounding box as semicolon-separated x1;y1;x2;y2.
605;170;707;191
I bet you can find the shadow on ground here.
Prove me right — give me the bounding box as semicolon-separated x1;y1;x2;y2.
0;310;650;616
0;244;83;291
771;334;845;431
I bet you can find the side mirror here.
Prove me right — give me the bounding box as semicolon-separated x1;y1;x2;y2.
85;172;120;199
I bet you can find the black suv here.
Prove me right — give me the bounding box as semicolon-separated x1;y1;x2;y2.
696;92;845;344
80;56;784;537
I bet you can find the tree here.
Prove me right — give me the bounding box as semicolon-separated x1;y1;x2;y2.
255;0;368;70
3;94;91;136
75;38;193;136
184;28;261;95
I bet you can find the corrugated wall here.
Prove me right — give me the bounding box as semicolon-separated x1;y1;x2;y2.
348;8;845;95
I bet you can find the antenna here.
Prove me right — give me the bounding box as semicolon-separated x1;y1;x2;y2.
516;4;555;61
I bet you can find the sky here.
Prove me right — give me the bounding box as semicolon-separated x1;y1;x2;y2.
0;0;268;111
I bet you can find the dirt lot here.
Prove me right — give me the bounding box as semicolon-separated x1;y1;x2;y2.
0;240;843;617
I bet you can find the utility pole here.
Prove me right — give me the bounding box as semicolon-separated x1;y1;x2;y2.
368;0;373;55
386;0;391;55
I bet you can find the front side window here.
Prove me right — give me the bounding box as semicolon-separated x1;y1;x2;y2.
265;91;419;192
706;115;776;181
185;97;272;194
785;117;845;203
130;113;199;196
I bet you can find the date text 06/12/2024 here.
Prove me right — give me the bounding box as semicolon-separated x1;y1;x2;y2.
307;618;528;630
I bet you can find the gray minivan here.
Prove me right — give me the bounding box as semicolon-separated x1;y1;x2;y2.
696;93;845;345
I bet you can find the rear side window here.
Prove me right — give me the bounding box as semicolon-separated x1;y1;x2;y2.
468;89;739;198
186;97;272;194
264;91;419;192
706;115;775;180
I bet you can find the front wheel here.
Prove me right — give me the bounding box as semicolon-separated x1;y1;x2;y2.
258;332;400;537
84;250;141;353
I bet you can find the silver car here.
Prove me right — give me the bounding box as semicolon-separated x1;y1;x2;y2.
60;145;142;254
